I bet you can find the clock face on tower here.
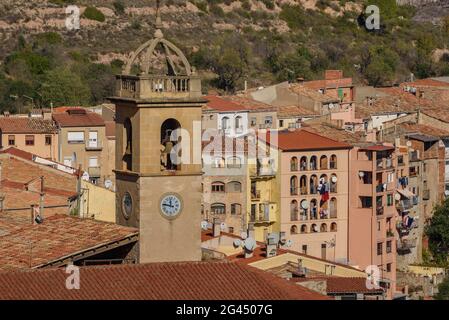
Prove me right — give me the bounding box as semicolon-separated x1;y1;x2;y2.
160;193;183;219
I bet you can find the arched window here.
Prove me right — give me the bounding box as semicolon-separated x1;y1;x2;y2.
161;118;181;170
211;182;225;193
221;117;230;130
320;223;328;232
290;200;298;221
211;203;225;214
235;116;242;130
300;156;308;171
227;181;242;192
330;174;337;193
123;118;132;171
320;155;328;170
310;199;318;220
330;197;337;218
291;157;298;171
227;156;241;168
320;174;328;184
231;203;242;215
212;157;225;168
290;176;298;195
300;175;307;195
310;156;317;170
300;200;308;220
311;223;318;233
330;222;337;232
300;224;307;233
330;154;337;169
310;174;318;194
290;225;298;234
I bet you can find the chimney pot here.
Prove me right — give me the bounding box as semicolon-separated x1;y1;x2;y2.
213;217;221;237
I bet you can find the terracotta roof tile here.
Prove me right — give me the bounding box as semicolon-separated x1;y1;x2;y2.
0;214;138;271
265;129;352;151
0;261;328;300
293;276;384;294
52;108;105;127
0;117;57;134
203;95;246;112
277;105;320;118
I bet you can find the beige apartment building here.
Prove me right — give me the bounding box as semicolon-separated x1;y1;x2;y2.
52;108;110;185
0;117;58;160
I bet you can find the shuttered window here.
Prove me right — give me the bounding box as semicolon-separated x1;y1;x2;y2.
68;131;84;143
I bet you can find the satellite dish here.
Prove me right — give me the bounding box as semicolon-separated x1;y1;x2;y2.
233;239;242;248
207;222;213;229
244;237;256;251
34;214;43;224
82;171;90;181
331;176;338;183
201;221;208;230
358;171;365;178
240;232;247;240
383;183;387;190
329;103;334;109
104;179;112;189
285;239;293;247
301;200;309;209
220;222;227;231
395;193;401;201
406;141;412;147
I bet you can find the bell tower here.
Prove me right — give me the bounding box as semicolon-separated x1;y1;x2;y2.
110;1;205;262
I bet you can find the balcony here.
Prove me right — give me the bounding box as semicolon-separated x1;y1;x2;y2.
85;140;103;151
116;74;202;100
88;166;101;178
251;190;261;200
397;240;417;255
376;184;386;193
397;199;413;211
422;189;430;200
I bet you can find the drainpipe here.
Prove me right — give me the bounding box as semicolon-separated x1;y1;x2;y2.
76;164;82;217
39;176;44;218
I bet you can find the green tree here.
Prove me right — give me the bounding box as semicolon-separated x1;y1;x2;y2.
362;46;398;86
425;198;449;264
83;6;106;22
435;276;449;300
40;67;90;106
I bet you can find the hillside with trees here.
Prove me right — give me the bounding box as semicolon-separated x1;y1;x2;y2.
1;0;449;112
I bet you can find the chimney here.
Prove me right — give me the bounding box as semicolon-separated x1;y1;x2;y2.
247;222;255;239
213;217;221;237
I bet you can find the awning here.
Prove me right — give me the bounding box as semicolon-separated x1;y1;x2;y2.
397;188;414;199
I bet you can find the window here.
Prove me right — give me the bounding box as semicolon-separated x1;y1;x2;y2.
89;156;98;168
387;194;393;206
360;196;373;208
212;157;225;168
290;157;298;171
45;135;52;145
211;182;225;193
264;116;273;125
250;117;257;126
25;135;35;146
330;222;337;232
386;240;392;253
221;117;230;130
68;131;84;143
330;155;337;169
290;225;298;234
227;157;241;168
8;135;15;146
211;203;225;214
227;181;242;192
279;120;284;127
231;203;241;215
320;155;328;170
228;227;234;234
386;263;392;272
235;116;242;130
302;245;307;255
377;242;383;255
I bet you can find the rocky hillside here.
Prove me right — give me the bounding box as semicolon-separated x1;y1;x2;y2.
0;0;448;110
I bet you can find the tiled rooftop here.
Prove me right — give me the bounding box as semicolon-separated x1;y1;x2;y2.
265;129;352;151
293;276;384;294
0;260;328;300
0;214;138;271
52;108;105;127
277;105;320;118
0;117;57;134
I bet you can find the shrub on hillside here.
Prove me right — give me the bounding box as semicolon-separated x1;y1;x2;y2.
83;6;106;22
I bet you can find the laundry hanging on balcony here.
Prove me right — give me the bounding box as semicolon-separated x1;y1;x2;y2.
398;177;408;187
402;215;415;229
318;180;330;202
